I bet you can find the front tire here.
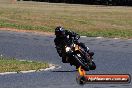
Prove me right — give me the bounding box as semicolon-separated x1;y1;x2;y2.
74;53;90;71
89;61;96;70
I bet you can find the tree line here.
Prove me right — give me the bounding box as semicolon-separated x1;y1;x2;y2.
23;0;132;5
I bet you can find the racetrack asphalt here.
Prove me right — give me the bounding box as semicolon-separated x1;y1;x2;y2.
0;30;131;88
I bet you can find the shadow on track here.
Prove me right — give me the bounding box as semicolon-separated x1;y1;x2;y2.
51;70;77;73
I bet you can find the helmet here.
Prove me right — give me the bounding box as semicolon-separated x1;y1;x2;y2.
55;26;65;36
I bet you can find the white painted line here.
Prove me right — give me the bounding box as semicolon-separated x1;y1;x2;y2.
44;65;56;71
80;36;87;38
52;65;61;70
0;72;17;75
96;37;103;39
20;70;36;73
114;38;119;39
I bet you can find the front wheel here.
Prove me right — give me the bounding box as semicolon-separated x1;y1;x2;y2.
89;61;96;70
74;53;90;71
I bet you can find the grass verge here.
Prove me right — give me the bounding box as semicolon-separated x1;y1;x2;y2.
0;56;49;73
0;1;132;38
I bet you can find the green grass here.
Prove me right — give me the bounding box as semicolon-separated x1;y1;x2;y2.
0;56;49;73
0;1;132;38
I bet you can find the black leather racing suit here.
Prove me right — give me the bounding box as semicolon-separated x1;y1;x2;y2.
54;30;88;62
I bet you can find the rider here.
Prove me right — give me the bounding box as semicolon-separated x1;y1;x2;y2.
54;26;93;63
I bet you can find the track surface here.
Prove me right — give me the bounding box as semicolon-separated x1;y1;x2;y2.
0;30;131;88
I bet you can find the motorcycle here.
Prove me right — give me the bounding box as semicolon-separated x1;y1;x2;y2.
64;37;96;71
54;29;96;71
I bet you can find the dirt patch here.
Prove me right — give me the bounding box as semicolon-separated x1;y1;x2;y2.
0;27;54;36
